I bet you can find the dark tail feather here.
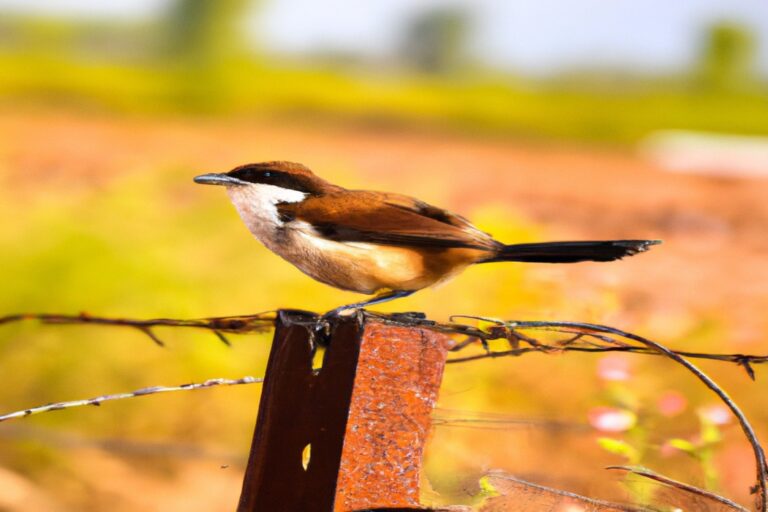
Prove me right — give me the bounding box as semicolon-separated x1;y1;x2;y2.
483;240;661;264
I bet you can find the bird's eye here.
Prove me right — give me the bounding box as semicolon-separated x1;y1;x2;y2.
263;171;272;178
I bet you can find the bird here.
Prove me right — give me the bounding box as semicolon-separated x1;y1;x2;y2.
194;161;660;317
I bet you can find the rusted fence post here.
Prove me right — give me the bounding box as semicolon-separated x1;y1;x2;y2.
237;310;452;512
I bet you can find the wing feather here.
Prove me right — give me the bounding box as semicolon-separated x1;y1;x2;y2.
277;191;498;250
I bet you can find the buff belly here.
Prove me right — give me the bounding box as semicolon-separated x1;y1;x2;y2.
282;230;487;294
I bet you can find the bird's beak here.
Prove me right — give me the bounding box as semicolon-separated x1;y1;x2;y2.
193;173;247;186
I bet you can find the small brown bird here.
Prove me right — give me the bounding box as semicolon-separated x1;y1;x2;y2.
195;161;659;315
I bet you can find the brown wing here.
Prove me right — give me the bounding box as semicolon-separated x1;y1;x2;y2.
277;191;499;250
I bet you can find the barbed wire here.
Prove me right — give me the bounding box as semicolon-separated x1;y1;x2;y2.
3;311;765;378
608;465;749;512
0;377;263;423
352;312;766;380
1;309;767;510
0;312;276;347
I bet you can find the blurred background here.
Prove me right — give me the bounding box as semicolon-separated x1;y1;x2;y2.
0;0;767;510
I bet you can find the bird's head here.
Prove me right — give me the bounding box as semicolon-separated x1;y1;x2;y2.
194;161;329;196
194;161;339;231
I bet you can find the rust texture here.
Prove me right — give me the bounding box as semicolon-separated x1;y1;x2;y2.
335;321;451;512
237;310;451;512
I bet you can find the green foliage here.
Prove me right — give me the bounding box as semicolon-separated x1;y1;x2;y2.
667;438;697;454
697;21;757;92
597;437;639;463
400;7;471;75
2;50;767;144
477;474;500;498
163;0;253;65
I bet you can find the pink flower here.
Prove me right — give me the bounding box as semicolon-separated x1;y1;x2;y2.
559;504;586;512
699;405;732;425
657;390;687;417
597;354;631;381
588;406;637;432
660;440;678;457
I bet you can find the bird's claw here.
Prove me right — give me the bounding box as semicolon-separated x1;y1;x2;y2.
312;306;352;345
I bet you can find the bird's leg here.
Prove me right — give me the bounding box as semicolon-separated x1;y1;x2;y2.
314;290;416;338
324;289;416;319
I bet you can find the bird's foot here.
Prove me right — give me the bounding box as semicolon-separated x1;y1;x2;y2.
312;290;417;345
312;305;358;345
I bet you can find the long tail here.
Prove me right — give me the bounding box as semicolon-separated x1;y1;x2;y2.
482;240;661;264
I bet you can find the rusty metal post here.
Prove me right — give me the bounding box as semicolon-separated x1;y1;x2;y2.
237;310;451;512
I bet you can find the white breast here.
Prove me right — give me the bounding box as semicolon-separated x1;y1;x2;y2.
225;184;306;250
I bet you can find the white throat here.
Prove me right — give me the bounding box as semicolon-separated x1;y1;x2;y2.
225;183;306;247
